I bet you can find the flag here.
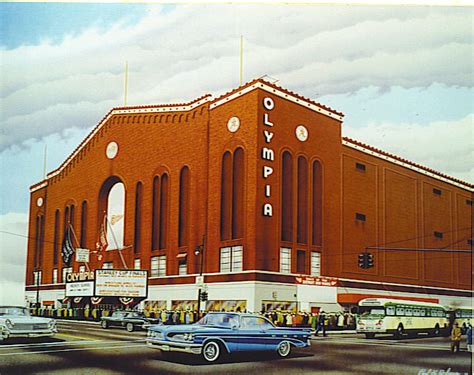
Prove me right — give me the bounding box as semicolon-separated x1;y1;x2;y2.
61;226;75;265
110;214;124;226
96;217;108;253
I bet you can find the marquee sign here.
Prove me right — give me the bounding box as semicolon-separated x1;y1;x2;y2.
65;271;95;297
295;276;338;287
94;269;148;298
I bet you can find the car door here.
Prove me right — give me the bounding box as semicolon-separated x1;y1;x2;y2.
237;316;272;351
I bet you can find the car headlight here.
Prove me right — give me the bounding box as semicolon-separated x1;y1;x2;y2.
48;320;57;328
5;319;14;329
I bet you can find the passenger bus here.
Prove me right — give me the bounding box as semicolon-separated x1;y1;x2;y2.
452;306;473;333
356;298;448;338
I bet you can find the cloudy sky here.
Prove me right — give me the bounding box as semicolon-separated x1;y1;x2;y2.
0;3;472;305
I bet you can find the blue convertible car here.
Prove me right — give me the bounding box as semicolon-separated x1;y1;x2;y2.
146;312;311;362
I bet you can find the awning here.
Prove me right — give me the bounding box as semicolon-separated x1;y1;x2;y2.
176;253;187;259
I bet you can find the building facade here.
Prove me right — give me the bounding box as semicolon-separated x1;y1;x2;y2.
25;78;473;312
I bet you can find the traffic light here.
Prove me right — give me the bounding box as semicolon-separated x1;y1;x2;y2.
358;253;368;269
200;291;208;301
358;252;374;269
367;253;374;268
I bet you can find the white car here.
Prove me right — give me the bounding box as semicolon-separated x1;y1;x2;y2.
0;306;58;342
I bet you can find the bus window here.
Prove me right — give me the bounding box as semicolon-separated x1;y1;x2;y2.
420;309;426;317
414;309;421;317
406;309;413;316
386;306;395;316
396;307;405;316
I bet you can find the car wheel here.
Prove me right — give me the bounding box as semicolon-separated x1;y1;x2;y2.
433;325;441;336
276;340;292;358
365;333;375;339
202;340;221;363
101;320;108;329
126;323;134;332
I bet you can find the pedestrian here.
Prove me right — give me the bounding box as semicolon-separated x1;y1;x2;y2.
450;322;462;353
315;311;327;337
286;312;292;327
466;324;472;353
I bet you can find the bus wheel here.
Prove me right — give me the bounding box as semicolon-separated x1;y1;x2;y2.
365;333;375;339
432;325;440;336
394;324;404;339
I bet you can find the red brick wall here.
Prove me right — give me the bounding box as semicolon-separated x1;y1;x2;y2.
340;146;472;290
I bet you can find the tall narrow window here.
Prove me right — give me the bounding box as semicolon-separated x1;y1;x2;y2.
134;182;142;253
69;205;75;230
296;249;306;274
232;148;244;239
80;201;87;248
310;252;321;276
151;176;160;250
63;206;70;245
220;152;232;241
53;210;60;265
280;247;291;274
312;161;323;246
179;167;190;247
52;269;58;284
281;152;293;242
134;258;141;269
62;267;72;282
106;183;125;250
159;174;169;250
297;156;308;244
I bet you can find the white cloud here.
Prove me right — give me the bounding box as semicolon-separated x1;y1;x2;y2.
343;114;474;183
0;212;28;305
1;5;472;151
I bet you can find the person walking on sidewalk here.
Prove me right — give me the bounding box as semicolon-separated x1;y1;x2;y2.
315;311;327;337
466;324;472;353
450;322;462;353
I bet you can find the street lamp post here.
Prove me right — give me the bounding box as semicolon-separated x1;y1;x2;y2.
195;236;205;314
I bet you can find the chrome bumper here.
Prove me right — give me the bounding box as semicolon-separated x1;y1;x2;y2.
146;339;202;354
2;330;56;339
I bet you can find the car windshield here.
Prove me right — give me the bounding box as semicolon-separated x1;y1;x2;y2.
0;307;29;316
197;313;238;327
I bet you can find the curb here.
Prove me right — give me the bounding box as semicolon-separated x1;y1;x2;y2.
55;319;100;325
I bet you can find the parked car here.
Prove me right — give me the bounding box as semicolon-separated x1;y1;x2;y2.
146;312;311;362
101;311;159;332
0;306;57;342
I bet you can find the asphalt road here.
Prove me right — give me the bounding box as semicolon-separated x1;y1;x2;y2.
0;320;471;375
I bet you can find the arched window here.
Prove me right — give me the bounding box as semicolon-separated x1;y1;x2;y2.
35;215;44;268
53;210;60;264
80;201;87;248
151;173;169;250
232;148;244;239
312;160;323;246
106;182;125;250
297;156;308;244
220;151;232;241
152;176;160;250
179;167;190;247
134;182;142;253
281;151;293;242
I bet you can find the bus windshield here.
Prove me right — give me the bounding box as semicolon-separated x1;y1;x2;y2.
359;307;385;316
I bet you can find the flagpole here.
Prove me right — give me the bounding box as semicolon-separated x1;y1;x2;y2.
240;35;243;86
106;215;128;269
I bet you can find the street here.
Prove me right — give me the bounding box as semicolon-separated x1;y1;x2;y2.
0;320;471;375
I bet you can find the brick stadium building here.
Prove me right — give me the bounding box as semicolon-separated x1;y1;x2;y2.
25;78;473;313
